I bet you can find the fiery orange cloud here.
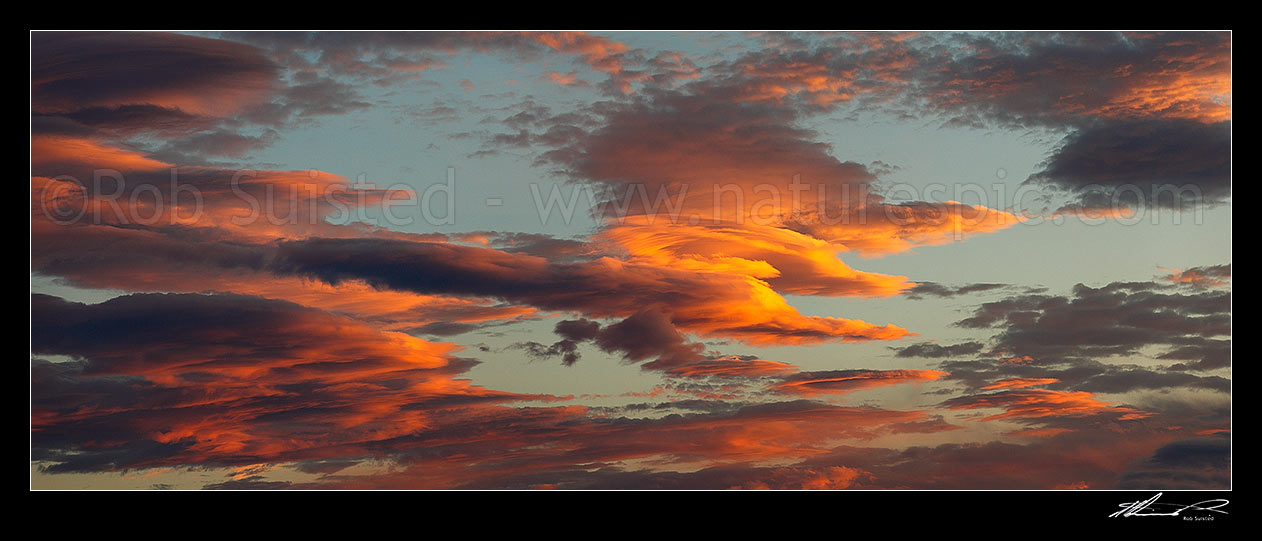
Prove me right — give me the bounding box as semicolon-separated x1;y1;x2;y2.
790;200;1020;258
662;357;798;379
944;389;1152;423
271;237;912;347
981;377;1060;391
597;217;913;297
647;273;912;347
772;369;948;397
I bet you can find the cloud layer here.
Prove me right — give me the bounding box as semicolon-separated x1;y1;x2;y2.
30;31;1230;489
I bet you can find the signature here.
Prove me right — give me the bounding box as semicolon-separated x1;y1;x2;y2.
1110;493;1229;518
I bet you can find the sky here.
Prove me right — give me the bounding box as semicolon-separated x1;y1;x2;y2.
30;30;1230;490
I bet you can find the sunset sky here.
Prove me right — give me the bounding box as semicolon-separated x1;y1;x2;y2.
30;30;1230;490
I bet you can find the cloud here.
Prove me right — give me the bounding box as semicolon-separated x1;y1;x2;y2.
659;356;797;379
930;273;1231;427
596;218;914;298
1162;264;1231;288
955;278;1230;371
29;31;1231;490
771;369;948;397
453;231;593;260
220;31;635;91
940;357;1230;395
695;32;920;109
980;377;1060;391
515;318;603;366
1028;119;1231;209
272;400;953;489
942;388;1150;423
914;32;1231;126
1117;437;1231;489
540;71;589;87
665;32;1231;218
240;76;373;128
892;341;984;358
271;237;911;347
32;292;545;473
32;32;278;117
906;282;1007;299
30;32;294;166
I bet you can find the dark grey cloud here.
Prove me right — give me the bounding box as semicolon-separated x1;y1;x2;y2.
238;77;373;129
32;32;278;116
1117;437;1231;490
929;274;1231;423
955;279;1230;371
906;282;1007;299
939;358;1230;395
510;311;704;369
203;476;297;490
555;318;602;341
1029;119;1231;209
594;308;705;367
464;231;595;261
35;105;218;139
407;321;485;337
1147;438;1231;469
293;458;363;475
892;341;985;358
909;32;1230;127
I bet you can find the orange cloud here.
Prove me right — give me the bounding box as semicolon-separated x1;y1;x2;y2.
736;465;869;490
791;200;1020;258
273;237;912;348
1008;427;1075;439
662;356;798;379
722;33;919;107
598;217;913;297
540;71;587;87
772;369;948;397
1160;265;1231;288
520;31;641;92
945;389;1152;422
31;135;170;172
31;293;551;470
31;135;412;242
981;377;1060;391
304;402;951;489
